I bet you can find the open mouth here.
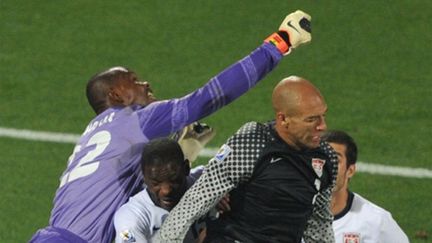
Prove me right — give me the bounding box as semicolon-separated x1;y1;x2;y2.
160;199;175;208
311;136;321;146
161;196;178;204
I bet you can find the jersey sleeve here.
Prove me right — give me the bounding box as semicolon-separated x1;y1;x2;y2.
137;43;282;139
113;202;151;243
379;212;409;243
157;122;264;242
303;141;339;243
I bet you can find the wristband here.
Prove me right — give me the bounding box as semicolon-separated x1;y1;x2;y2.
264;32;290;54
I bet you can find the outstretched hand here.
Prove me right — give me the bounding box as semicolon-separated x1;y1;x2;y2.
279;10;312;50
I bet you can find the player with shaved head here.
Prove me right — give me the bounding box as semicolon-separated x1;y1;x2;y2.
272;76;328;149
158;76;338;242
30;10;312;243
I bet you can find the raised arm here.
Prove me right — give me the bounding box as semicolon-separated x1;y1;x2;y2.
138;10;312;139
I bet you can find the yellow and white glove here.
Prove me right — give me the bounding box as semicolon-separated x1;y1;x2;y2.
178;122;216;164
265;10;312;55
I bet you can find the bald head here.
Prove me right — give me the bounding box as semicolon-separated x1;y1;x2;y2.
272;76;324;117
272;76;328;150
86;66;130;114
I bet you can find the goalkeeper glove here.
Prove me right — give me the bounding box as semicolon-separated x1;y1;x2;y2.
265;10;312;55
178;122;216;164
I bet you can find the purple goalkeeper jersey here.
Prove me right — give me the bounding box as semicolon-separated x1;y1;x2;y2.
47;43;282;243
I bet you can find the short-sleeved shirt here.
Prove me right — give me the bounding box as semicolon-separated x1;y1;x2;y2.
333;192;409;243
114;166;204;243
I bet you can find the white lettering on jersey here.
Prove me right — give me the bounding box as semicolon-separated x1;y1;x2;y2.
83;112;115;136
59;130;111;187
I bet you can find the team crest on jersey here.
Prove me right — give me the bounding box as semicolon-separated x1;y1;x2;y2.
343;232;360;243
120;229;136;243
311;158;326;177
214;144;232;163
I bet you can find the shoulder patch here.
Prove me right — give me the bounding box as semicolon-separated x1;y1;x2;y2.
214;144;232;163
120;229;136;243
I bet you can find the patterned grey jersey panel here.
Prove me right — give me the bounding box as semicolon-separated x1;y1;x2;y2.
221;122;273;184
303;141;338;243
158;122;271;241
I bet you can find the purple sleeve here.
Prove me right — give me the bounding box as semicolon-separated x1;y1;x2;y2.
138;43;282;139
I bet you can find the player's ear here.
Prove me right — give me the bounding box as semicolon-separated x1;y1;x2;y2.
108;87;124;105
277;112;290;128
347;164;356;179
183;159;191;176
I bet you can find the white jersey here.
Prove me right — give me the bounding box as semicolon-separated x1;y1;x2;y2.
333;192;409;243
114;166;204;243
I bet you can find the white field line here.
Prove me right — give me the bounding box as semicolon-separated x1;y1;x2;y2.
0;127;81;143
1;127;431;179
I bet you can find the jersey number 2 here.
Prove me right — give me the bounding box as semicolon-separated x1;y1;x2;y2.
59;130;111;187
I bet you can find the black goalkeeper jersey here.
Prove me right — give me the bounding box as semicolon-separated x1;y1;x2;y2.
160;121;338;243
205;126;333;242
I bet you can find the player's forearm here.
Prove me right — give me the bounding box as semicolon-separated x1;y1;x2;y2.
303;193;335;243
182;9;314;123
199;8;314;108
139;43;281;139
140;10;312;138
183;43;282;122
157;166;236;241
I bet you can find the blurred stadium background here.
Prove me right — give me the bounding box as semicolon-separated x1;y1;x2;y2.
1;1;431;242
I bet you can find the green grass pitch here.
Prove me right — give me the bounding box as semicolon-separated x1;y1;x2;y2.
0;1;431;242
